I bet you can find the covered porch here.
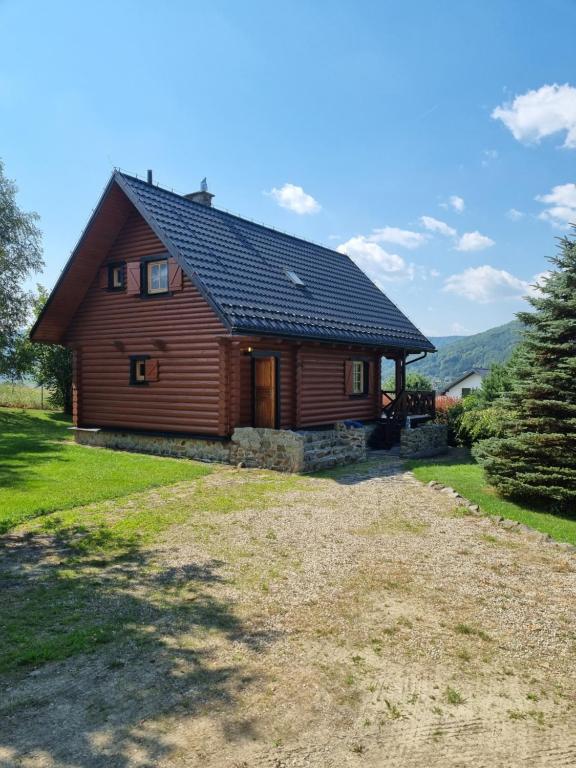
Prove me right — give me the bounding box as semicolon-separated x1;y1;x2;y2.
373;351;437;449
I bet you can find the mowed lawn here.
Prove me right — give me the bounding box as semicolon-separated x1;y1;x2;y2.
0;408;213;533
407;450;576;546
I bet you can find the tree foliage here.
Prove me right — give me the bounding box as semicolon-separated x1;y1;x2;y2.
5;286;73;413
0;160;43;372
29;287;73;413
382;371;433;391
475;234;576;512
455;360;516;444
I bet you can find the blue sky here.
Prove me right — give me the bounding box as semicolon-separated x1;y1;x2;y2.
2;0;576;336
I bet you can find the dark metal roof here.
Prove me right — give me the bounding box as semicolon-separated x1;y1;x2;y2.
115;172;435;352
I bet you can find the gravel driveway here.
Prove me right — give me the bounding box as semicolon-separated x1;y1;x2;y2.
1;457;575;767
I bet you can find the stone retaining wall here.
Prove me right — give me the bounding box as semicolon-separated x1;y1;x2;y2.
74;429;231;464
231;422;369;472
400;424;448;459
74;422;372;473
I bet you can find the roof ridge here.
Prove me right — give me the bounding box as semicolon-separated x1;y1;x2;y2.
115;170;350;260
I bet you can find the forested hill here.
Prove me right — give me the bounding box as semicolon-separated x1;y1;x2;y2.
408;320;523;387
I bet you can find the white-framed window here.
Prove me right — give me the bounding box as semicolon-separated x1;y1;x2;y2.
111;265;123;288
146;260;168;294
352;360;365;394
135;359;146;382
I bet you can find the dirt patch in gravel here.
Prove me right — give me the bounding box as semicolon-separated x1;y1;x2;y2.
1;458;575;767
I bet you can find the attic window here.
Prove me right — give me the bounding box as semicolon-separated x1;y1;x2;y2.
108;262;125;290
145;259;169;294
285;269;304;286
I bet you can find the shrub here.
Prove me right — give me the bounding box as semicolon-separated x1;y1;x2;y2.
434;396;464;446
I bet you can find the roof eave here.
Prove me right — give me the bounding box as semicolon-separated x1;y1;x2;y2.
229;325;435;353
30;173;123;343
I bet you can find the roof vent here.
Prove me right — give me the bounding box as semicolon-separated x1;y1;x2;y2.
285;269;304;286
184;177;214;207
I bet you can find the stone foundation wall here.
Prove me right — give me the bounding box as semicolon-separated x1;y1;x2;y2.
400;424;448;459
74;429;231;463
74;422;373;472
230;428;304;472
231;422;369;472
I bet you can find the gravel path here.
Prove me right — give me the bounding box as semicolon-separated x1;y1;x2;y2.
1;457;575;767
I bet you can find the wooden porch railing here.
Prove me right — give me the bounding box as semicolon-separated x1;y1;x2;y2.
381;390;436;420
368;389;436;450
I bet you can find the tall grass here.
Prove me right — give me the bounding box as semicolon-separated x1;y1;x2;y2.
0;383;46;409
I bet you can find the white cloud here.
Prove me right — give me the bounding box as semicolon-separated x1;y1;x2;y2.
440;195;465;213
449;195;465;213
507;208;525;221
443;265;531;303
455;230;495;252
369;226;427;249
419;216;457;238
536;182;576;227
266;183;320;214
492;83;576;148
336;236;414;283
420;216;495;251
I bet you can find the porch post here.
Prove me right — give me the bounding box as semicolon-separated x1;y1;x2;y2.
395;351;406;395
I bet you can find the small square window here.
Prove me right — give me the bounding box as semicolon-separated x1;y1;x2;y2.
146;260;168;294
130;356;159;385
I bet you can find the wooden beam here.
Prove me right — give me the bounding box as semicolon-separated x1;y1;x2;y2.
229;340;242;432
293;343;302;429
395;351;406;395
217;337;230;435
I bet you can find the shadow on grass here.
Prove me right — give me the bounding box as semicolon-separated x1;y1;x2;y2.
0;517;274;766
0;409;70;494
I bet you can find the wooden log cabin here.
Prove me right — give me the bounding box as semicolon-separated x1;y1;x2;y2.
31;171;435;463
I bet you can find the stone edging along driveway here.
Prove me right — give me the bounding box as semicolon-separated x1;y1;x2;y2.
423;478;576;556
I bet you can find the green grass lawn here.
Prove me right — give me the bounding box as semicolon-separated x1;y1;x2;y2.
0;408;213;533
407;451;576;546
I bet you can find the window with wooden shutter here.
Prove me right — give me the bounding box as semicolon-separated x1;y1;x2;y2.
126;262;141;295
168;261;183;291
130;355;158;385
367;361;374;394
144;359;159;382
344;361;354;395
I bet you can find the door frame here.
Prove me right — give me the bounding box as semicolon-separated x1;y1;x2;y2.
250;350;281;429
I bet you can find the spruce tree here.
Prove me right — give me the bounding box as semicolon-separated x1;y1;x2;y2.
476;232;576;512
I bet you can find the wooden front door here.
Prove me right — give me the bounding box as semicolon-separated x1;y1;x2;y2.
253;356;277;428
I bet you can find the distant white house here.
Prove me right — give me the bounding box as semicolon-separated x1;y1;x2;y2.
441;368;489;399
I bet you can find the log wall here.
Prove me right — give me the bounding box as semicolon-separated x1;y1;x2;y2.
66;210;227;434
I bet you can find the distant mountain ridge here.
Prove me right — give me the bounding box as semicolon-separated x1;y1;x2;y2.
382;320;523;388
415;320;523;387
